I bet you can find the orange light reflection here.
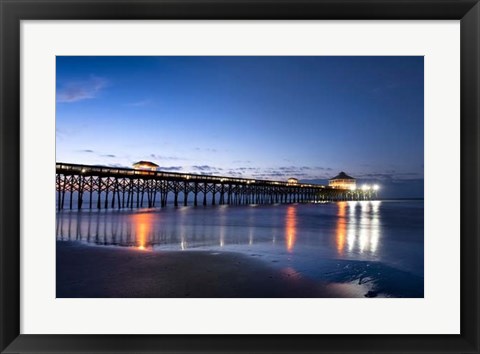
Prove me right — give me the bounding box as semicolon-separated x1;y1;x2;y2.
131;213;154;251
285;205;297;252
336;201;347;255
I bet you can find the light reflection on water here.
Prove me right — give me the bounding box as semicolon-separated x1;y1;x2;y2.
336;201;347;255
342;200;382;255
133;212;154;251
58;202;380;255
56;201;423;258
285;205;297;252
57;200;424;297
57;201;422;268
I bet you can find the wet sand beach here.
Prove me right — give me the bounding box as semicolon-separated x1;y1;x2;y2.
56;241;343;298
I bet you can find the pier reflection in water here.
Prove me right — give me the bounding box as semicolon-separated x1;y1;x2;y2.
57;205;292;252
56;202;385;255
56;201;421;266
57;200;424;297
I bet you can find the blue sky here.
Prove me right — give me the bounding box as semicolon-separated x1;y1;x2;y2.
56;56;424;198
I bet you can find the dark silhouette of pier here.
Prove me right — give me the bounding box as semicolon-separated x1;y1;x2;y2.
56;163;375;210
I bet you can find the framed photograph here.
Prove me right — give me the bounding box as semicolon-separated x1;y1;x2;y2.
1;0;479;353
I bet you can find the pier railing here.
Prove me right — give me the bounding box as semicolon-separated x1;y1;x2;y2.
56;163;374;210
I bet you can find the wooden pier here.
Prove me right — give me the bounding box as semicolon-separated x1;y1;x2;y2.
56;163;375;210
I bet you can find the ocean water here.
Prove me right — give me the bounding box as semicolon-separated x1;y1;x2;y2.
56;200;424;297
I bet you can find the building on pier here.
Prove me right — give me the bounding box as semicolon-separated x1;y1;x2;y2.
287;178;298;185
132;161;159;171
329;172;356;190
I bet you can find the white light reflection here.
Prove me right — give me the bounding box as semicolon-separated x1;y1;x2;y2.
219;226;225;247
337;201;382;256
179;208;187;250
370;201;381;253
358;229;368;253
358;201;371;253
347;201;357;252
218;206;227;247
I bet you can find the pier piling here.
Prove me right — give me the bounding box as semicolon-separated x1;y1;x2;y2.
56;163;375;210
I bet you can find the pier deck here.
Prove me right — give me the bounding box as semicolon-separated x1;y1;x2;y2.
56;163;374;210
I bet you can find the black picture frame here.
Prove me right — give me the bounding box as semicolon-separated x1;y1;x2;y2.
1;0;479;353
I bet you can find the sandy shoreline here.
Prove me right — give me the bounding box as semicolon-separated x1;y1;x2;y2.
57;241;343;298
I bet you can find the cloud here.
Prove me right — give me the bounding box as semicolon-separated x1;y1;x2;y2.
150;154;188;161
184;165;338;180
79;149;95;153
107;163;128;168
253;172;286;178
232;167;260;172
270;165;324;176
252;172;310;179
299;178;330;184
57;76;107;103
192;165;219;172
226;171;244;177
355;172;423;181
124;163;340;181
158;166;183;171
101;154;116;158
278;166;310;173
194;147;217;153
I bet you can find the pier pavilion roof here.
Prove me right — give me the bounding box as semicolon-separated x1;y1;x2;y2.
329;172;355;181
133;161;159;168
